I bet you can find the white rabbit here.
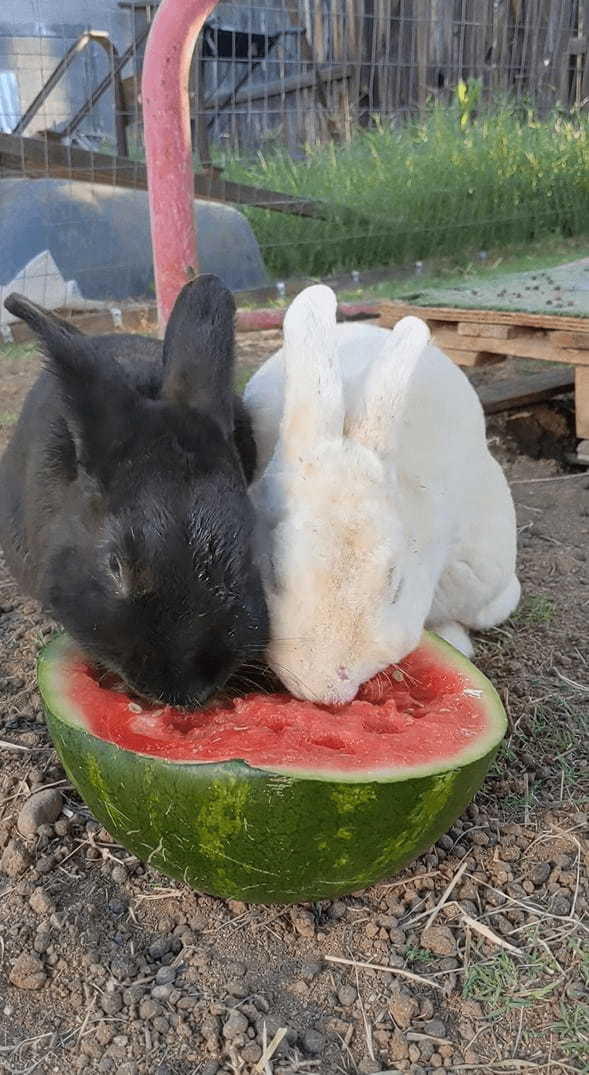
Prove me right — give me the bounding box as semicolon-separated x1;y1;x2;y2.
244;284;520;704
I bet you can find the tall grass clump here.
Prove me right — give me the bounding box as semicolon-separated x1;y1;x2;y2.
223;106;589;277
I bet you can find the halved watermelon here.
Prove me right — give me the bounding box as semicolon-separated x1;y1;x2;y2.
37;632;506;904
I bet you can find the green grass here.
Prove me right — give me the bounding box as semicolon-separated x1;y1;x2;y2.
464;950;563;1014
223;106;589;278
464;942;589;1067
463;953;520;1013
0;341;36;363
513;594;557;626
552;1002;589;1070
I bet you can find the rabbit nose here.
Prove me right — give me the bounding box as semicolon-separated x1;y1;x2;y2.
337;665;350;681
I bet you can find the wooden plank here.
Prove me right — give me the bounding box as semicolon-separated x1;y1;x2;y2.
457;322;528;339
549;329;589;349
203;64;352;109
0;132;358;223
575;367;589;437
477;368;575;414
432;327;589;366
443;349;504;368
378;298;589;334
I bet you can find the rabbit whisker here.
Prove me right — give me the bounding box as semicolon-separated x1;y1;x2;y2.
266;661;313;699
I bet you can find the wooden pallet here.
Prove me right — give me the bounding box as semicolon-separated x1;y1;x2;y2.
378;300;589;439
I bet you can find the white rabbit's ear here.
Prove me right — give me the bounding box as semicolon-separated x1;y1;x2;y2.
280;285;343;460
346;316;430;456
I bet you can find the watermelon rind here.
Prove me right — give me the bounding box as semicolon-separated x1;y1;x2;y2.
37;633;507;904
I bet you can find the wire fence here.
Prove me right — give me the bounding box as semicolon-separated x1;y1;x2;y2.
1;0;588;328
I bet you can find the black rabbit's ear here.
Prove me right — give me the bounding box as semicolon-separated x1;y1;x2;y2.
161;275;235;437
6;292;139;481
4;293;84;337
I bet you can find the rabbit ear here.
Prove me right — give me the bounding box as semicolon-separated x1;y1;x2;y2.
4;293;84;337
161;274;235;437
346;316;430;456
281;284;343;460
5;292;140;480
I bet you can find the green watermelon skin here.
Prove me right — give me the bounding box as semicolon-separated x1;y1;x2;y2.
45;710;497;903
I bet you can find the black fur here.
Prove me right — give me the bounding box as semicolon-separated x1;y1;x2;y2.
0;275;268;707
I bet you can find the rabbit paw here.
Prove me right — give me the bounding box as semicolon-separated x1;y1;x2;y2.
471;575;521;630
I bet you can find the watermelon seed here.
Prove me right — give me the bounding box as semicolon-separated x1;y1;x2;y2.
128;702;143;713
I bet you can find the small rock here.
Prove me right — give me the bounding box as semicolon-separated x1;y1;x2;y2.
101;992;123;1015
139;998;162;1020
303;1028;324;1054
529;862;550;886
424;1018;448;1039
29;887;55;915
329;901;347;919
111;865;128;885
291;909;315;938
222;1009;249;1043
301;961;322;981
148;937;171;960
17;790;62;837
357;1062;383;1075
155;965;177;985
337;984;357;1007
110;954;138;981
389;1030;410;1061
552;892;571;916
151;984;173;1001
241;1044;262;1063
176;995;198;1010
421;925;457;957
388;986;418;1029
1;838;32;877
461;999;483;1019
554;551;579;576
9;952;47;990
116;1065;138;1075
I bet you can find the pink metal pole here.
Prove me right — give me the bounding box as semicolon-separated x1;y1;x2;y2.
142;0;219;330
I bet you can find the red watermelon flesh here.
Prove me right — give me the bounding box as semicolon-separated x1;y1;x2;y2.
50;636;492;778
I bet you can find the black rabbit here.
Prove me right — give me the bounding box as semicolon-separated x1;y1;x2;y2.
0;275;268;707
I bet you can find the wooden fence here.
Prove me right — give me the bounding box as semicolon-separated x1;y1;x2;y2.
188;0;589;155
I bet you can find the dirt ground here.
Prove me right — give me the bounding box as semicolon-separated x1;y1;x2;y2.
0;328;587;1075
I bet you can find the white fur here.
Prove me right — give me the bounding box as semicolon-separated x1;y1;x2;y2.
245;284;520;703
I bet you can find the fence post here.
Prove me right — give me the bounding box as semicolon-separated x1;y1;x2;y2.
142;0;219;331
